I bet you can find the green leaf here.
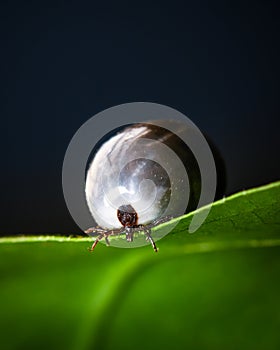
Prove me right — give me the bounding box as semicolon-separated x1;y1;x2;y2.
0;181;279;350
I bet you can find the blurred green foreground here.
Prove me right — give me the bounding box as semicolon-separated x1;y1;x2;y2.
0;181;279;350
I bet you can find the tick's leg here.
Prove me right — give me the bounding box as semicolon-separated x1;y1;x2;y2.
84;227;95;234
127;225;158;252
85;227;107;251
105;236;110;246
144;229;158;253
88;234;103;252
86;227;125;252
84;227;105;235
103;228;124;246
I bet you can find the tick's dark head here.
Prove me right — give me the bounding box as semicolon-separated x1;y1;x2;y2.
117;204;138;227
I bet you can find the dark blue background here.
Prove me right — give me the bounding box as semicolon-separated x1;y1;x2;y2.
1;0;279;234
